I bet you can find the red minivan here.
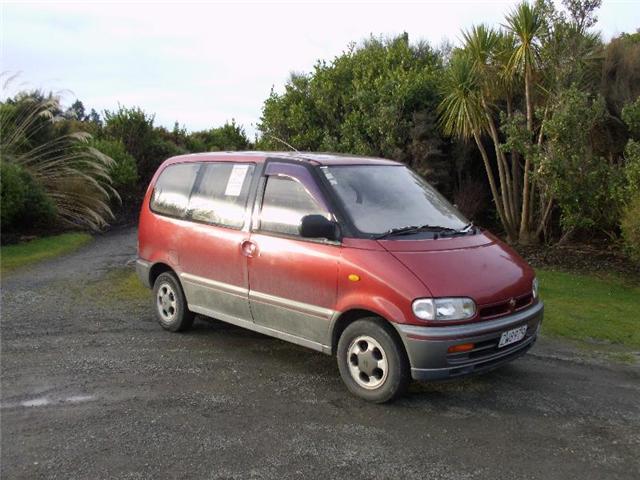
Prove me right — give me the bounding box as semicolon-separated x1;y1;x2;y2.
137;152;543;402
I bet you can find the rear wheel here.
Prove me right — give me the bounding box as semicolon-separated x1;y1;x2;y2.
337;317;410;403
152;272;194;332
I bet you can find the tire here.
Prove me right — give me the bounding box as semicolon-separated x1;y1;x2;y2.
337;317;410;403
152;271;194;332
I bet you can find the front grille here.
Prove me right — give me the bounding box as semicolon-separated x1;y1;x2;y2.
479;303;510;318
478;292;534;320
515;293;533;309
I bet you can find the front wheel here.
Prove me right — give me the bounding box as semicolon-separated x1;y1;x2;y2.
337;318;410;403
152;272;194;332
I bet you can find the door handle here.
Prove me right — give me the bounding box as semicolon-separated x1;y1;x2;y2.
241;240;258;257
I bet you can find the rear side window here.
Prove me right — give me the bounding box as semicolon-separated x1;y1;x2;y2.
150;163;200;218
259;176;329;236
188;163;255;228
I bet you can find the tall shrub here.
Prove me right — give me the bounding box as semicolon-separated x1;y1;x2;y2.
0;162;57;233
621;194;640;263
539;88;623;238
258;34;448;188
89;139;138;205
0;92;117;231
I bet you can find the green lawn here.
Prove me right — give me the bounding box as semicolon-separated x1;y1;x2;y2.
538;268;640;348
1;232;92;275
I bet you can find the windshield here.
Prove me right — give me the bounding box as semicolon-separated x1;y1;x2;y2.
322;165;468;236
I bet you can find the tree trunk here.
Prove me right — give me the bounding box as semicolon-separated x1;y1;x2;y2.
483;104;517;232
524;66;534;132
557;227;575;246
511;152;521;220
473;131;516;242
519;66;536;244
507;95;521;224
536;193;553;238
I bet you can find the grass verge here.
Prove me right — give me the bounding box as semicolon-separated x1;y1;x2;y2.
1;233;92;275
86;267;149;303
538;268;640;348
79;267;149;315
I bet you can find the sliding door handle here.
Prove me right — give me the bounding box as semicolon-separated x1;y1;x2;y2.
241;240;258;257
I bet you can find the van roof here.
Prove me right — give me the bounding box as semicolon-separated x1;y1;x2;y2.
165;151;401;166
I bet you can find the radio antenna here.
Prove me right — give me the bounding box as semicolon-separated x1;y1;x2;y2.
268;135;299;153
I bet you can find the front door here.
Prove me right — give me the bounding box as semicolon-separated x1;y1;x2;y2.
246;162;339;348
178;161;256;323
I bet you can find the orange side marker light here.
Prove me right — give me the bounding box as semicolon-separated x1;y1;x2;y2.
447;343;475;353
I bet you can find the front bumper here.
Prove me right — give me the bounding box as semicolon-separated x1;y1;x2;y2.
396;301;544;381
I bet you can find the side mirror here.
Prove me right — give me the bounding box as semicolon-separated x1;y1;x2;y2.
300;215;340;241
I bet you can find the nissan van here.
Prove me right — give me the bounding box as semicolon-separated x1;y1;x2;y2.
137;152;543;402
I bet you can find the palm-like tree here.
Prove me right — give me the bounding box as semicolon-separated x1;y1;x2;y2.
438;53;485;140
462;24;500;81
462;24;519;237
505;1;543;131
0;92;118;230
504;1;544;243
496;31;524;219
438;52;512;237
495;31;520;117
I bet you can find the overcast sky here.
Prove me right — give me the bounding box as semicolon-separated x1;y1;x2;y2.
2;0;638;137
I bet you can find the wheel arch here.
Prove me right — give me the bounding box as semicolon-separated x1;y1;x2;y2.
330;308;409;359
149;262;175;287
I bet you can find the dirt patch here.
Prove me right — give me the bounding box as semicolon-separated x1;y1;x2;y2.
517;241;640;282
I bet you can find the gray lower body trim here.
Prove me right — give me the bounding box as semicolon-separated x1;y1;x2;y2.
249;290;335;319
189;304;332;354
178;272;335;354
180;272;252;323
248;290;336;346
181;272;248;297
136;259;152;289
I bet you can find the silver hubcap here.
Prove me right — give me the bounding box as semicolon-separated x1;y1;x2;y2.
157;283;177;323
347;335;388;390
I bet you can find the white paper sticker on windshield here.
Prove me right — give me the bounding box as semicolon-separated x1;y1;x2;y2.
224;165;250;196
321;166;338;185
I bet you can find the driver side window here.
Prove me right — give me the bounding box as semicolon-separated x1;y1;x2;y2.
259;176;329;236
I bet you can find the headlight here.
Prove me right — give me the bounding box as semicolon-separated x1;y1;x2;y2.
412;298;476;321
532;277;539;299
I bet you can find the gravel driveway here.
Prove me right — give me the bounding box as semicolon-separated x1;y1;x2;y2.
1;228;639;479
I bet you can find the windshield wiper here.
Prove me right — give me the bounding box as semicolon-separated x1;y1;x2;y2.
375;223;476;240
460;222;475;233
374;224;460;240
435;222;477;238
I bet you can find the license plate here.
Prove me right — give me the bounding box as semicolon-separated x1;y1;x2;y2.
498;325;527;348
